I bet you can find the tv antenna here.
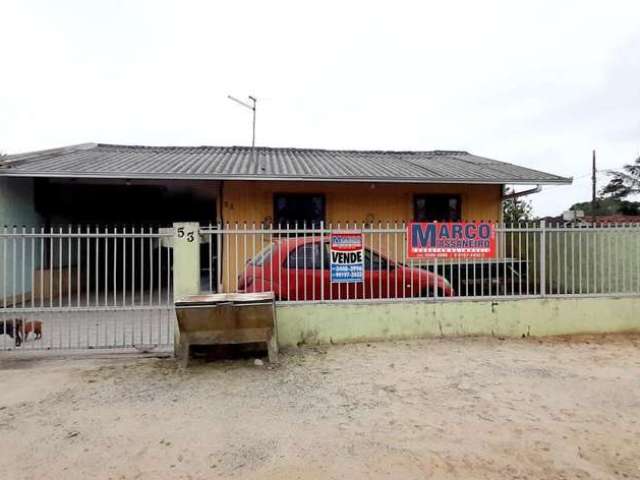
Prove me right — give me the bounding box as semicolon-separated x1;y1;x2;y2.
227;94;257;147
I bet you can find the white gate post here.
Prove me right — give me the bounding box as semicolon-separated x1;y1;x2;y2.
173;222;201;301
172;222;200;356
173;223;200;300
539;220;546;297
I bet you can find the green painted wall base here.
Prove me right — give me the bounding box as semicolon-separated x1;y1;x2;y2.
276;297;640;347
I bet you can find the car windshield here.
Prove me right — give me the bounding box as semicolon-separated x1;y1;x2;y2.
286;241;325;269
364;249;390;270
249;243;274;266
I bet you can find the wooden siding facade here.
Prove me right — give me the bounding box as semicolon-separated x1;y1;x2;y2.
221;181;503;225
216;181;503;292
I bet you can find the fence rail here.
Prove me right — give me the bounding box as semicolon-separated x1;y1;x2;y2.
199;222;640;302
0;226;174;310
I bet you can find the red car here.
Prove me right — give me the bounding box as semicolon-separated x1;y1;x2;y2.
238;236;454;301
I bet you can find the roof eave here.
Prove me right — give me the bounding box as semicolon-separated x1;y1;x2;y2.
1;143;97;167
0;171;573;185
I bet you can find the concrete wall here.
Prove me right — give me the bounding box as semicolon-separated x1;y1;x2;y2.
275;296;640;347
0;178;42;305
488;227;640;296
544;228;640;294
0;178;41;226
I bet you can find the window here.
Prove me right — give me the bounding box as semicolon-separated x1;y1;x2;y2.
364;249;389;271
249;243;274;266
286;242;327;269
274;194;325;228
287;244;390;271
414;195;461;222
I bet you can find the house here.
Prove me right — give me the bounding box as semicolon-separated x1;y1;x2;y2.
0;143;570;225
0;143;571;296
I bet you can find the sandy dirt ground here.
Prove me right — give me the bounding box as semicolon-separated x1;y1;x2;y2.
1;335;639;480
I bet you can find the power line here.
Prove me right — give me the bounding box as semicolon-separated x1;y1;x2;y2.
560;160;636;181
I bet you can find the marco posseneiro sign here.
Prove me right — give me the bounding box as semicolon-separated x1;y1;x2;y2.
330;232;364;283
407;222;496;259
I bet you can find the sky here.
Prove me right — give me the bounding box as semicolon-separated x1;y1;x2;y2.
1;0;639;216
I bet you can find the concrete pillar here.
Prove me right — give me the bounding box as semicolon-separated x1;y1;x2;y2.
172;222;200;301
172;222;200;356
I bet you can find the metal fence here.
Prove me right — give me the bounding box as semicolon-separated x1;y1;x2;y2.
199;222;640;302
3;221;640;351
0;226;174;351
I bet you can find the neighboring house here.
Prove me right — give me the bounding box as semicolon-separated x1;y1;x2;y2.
0;143;571;296
590;215;640;224
541;214;640;224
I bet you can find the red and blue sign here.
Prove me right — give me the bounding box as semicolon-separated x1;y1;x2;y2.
407;222;496;259
330;232;364;283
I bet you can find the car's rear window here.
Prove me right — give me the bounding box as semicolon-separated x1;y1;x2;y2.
249;243;274;266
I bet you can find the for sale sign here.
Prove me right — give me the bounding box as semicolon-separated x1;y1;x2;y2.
330;232;364;283
407;222;496;259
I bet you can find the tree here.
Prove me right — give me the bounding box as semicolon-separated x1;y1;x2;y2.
503;187;534;223
601;155;640;198
569;198;640;216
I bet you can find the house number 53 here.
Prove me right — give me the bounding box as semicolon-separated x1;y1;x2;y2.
177;227;195;242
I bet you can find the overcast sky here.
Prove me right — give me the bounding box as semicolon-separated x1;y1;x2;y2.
1;0;639;216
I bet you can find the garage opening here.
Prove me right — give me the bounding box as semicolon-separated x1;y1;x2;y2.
35;178;218;226
32;178;219;297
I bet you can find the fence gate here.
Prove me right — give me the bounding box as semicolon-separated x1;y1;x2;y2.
0;226;175;353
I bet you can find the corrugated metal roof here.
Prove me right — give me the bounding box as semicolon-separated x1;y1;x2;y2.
0;143;572;185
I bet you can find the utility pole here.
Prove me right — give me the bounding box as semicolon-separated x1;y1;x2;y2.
227;95;257;147
592;149;597;223
249;96;256;148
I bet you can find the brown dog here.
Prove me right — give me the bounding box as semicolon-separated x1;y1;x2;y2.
23;320;43;341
